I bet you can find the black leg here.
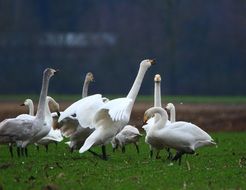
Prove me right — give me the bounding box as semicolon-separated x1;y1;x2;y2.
134;143;140;154
121;146;126;153
166;148;173;160
113;144;118;152
88;149;101;157
8;144;13;158
55;142;58;149
87;147;108;161
36;145;39;152
156;150;161;159
102;145;107;160
150;149;153;159
70;147;74;153
21;148;24;156
172;151;184;165
17;147;21;157
113;144;119;152
24;147;28;157
45;145;48;153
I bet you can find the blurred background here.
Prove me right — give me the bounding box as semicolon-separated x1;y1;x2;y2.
0;0;245;96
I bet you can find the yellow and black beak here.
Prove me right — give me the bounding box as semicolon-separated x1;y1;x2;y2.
20;103;25;106
56;111;61;117
149;59;156;65
143;114;148;125
54;69;59;74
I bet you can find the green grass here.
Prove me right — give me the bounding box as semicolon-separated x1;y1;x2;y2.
0;132;246;190
0;94;246;104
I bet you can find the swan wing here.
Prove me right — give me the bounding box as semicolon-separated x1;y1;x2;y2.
96;98;133;123
92;108;114;129
75;94;105;129
170;122;213;141
58;99;84;122
59;117;79;138
0;118;35;141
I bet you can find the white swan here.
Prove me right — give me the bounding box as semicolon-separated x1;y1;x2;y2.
36;96;63;152
111;125;142;153
144;107;216;164
142;74;171;159
142;74;163;134
15;99;35;121
58;72;95;152
3;98;36;157
78;59;155;160
20;99;35;116
0;68;57;156
166;103;176;123
14;98;36;156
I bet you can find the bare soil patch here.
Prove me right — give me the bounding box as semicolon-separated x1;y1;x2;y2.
0;101;245;132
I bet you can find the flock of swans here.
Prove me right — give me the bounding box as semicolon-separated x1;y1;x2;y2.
0;59;216;164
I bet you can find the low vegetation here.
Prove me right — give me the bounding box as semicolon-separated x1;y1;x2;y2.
0;132;245;190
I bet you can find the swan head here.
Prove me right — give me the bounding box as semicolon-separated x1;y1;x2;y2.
44;68;58;78
47;96;60;113
102;97;109;103
140;59;156;69
85;72;94;82
154;74;161;82
21;99;33;107
166;103;175;111
143;108;157;124
143;107;167;124
111;137;117;149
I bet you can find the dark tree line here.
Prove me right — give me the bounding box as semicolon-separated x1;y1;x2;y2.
0;0;245;95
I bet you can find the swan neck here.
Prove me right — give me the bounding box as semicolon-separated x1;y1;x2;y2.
170;107;176;123
82;78;90;98
154;82;161;107
36;73;50;120
45;98;51;116
126;65;148;101
150;108;168;131
28;101;34;116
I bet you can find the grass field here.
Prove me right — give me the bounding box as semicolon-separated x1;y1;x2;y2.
0;132;246;190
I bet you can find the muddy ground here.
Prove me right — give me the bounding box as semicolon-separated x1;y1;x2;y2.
0;101;246;132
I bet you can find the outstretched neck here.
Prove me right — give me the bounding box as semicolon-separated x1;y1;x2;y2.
36;73;50;120
44;97;51;116
127;65;148;102
154;82;162;122
170;107;176;123
28;101;34;116
154;82;161;107
82;79;90;98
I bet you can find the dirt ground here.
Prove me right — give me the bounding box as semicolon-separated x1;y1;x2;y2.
0;101;246;132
